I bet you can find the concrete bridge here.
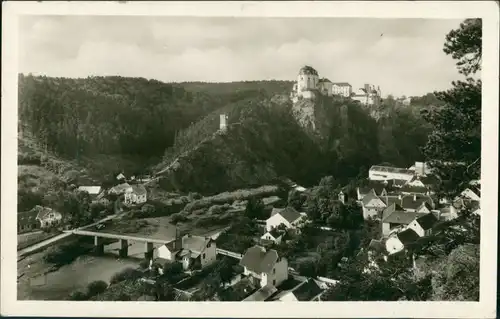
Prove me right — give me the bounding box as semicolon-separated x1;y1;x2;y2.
67;229;174;258
216;248;243;260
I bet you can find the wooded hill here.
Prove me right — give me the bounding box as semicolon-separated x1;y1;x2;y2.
155;93;432;195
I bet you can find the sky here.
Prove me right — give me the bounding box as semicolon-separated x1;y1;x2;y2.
18;16;466;97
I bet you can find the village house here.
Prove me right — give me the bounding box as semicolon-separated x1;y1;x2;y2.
239;245;288;288
33;205;63;229
242;284;278;302
265;206;304;232
270;278;325;301
458;186;481;202
261;227;285;245
438;205;459;221
18;210;40;233
368;165;415;182
381;203;421;237
124;184;147;206
356;181;388;200
385;228;420;255
360;189;387;219
108;182;133;195
408;212;439;237
153;233;217;271
400;194;435;212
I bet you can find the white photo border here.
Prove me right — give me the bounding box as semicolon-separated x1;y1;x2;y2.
2;1;498;318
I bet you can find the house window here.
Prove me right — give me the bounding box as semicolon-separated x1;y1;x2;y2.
273;280;276;286
203;253;206;259
273;268;276;274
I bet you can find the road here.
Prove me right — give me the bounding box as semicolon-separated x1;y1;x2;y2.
17;213;123;257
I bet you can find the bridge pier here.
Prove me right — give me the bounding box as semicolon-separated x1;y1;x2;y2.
119;239;129;258
144;242;154;259
94;236;105;255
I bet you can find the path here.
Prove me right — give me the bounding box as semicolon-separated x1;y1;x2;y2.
148;123;242;185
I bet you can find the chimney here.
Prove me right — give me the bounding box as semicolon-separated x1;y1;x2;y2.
174;227;182;250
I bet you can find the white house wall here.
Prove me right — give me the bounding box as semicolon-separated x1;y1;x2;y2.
261;257;288;288
266;214;292;231
200;241;217;268
154;245;173;261
385;237;404;255
408;220;425;237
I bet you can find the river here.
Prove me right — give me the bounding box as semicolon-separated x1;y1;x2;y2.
17;241;153;301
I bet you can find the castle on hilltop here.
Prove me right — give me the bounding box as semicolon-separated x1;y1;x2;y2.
290;65;381;106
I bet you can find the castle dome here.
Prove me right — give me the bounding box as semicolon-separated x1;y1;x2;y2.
299;65;318;76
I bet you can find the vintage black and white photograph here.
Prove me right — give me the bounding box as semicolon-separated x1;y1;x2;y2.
2;1;498;318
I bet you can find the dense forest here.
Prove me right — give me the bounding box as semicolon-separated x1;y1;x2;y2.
19;73;434;196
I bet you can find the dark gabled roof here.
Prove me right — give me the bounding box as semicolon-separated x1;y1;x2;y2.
416;202;433;212
131;184;147;195
397;228;420;245
361;190;382;206
400;184;429;194
299;66;318;76
381;195;402;207
269;227;284;238
272;206;302;223
243;285;278;301
419;174;439;186
318;78;331;83
33;205;58;220
401;194;434;211
291;279;323;301
415;213;439;230
239;245;280;274
382;203;417;225
468;185;481;197
358;180;388;196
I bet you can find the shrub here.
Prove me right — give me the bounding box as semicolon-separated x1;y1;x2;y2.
109;267;142;285
139;258;151;269
86;280;108;297
170;213;189;224
68;290;88;301
163;261;183;277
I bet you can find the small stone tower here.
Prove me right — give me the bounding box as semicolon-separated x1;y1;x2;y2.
219;114;228;132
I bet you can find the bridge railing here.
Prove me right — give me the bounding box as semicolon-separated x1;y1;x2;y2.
216;248;243;259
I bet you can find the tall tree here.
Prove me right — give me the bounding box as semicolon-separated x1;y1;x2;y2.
422;18;482;200
443;19;482;76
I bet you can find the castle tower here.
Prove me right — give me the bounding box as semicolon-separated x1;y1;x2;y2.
219;114;228;131
297;65;319;94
